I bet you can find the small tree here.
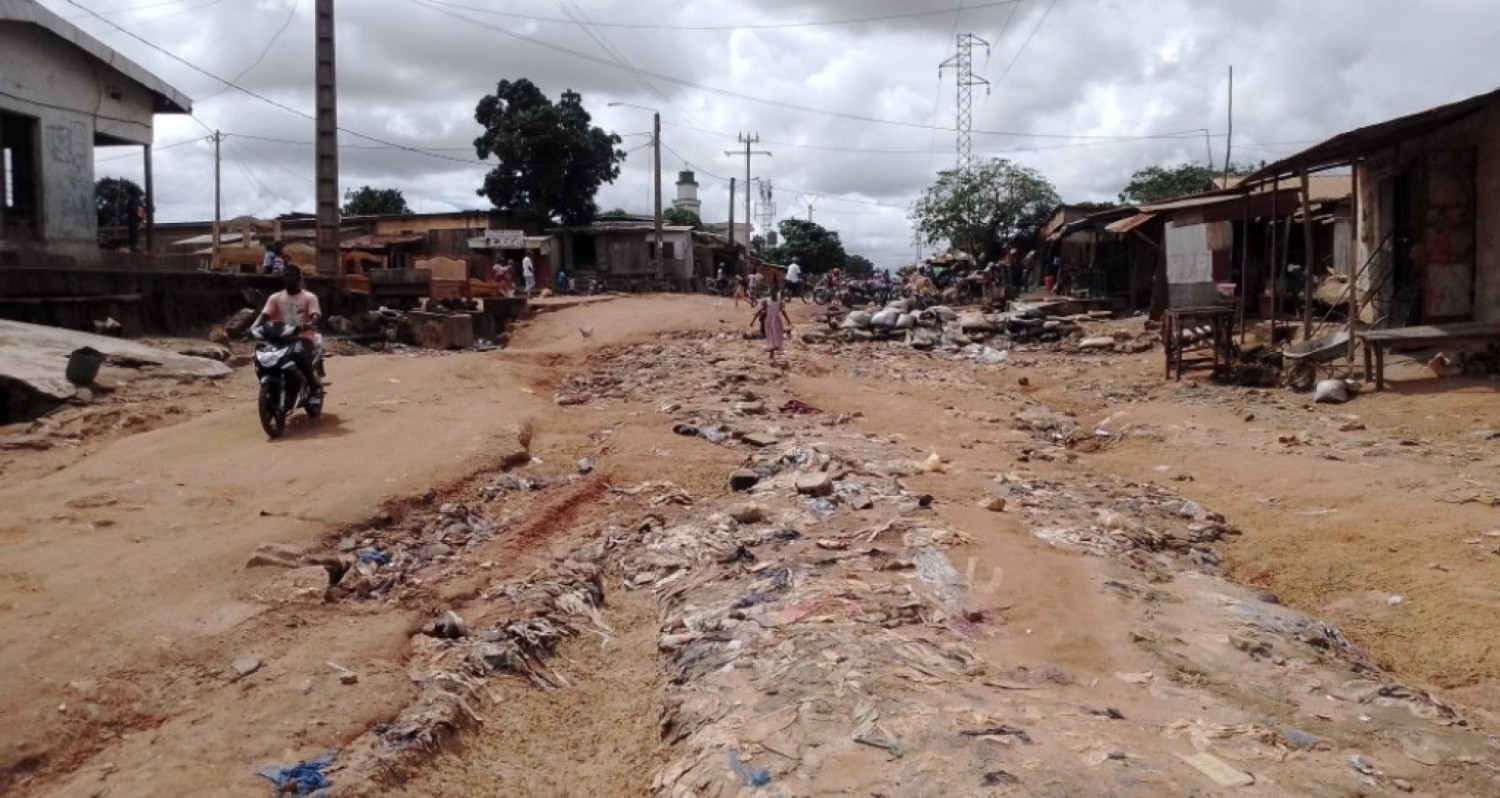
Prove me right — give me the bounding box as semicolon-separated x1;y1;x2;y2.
96;176;143;229
474;79;625;225
663;207;703;229
910;158;1059;264
1117;161;1264;205
843;254;876;277
342;186;411;216
772;218;846;274
597;207;632;220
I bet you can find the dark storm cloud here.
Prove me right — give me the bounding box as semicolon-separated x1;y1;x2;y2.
60;0;1500;268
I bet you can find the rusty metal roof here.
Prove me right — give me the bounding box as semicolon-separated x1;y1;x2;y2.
340;233;426;250
1243;86;1500;184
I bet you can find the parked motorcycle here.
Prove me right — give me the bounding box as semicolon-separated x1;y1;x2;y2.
252;320;324;439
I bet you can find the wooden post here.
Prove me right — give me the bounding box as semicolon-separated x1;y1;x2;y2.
1238;193;1248;343
1269;176;1279;343
143;143;155;255
1300;166;1315;338
1348;154;1361;362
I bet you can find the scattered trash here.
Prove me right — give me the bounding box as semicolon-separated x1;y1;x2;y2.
1386;594;1405;606
577;457;594;474
1313;379;1351;404
256;752;335;796
981;770;1020;786
960;725;1034;744
1179;500;1204;518
1180;752;1254;788
727;750;772;787
429;611;467;640
779;399;822;415
230;656;263;681
1348;754;1378;776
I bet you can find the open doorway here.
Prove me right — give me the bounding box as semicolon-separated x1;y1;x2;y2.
1;110;42;242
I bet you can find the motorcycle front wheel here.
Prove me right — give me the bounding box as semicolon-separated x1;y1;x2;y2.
259;384;287;439
812;287;832;306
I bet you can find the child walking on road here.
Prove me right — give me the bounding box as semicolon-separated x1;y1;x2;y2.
753;283;792;363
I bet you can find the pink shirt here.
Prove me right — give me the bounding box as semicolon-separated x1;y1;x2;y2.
261;290;321;341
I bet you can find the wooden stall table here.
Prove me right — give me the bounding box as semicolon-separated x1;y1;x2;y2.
1162;306;1235;381
1359;321;1500;390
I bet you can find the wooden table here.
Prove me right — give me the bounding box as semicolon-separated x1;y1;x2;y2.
1162;306;1235;381
1360;321;1500;390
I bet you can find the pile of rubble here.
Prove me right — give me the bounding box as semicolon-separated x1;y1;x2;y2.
825;300;1155;356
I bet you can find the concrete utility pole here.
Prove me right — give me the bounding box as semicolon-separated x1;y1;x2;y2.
653;111;663;274
212;130;223;268
1223;65;1235;184
728;177;736;269
314;0;340;276
939;33;991;172
726;133;770;245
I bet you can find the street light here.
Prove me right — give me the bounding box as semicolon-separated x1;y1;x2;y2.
608;102;663;276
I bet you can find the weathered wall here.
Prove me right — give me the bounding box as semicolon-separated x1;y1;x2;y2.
0;22;158;263
1356;103;1500;324
0;269;358;335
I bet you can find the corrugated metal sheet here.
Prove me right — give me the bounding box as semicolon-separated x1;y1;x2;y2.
1105;213;1156;234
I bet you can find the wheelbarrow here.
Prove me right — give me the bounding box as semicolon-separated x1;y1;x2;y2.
1281;330;1352;391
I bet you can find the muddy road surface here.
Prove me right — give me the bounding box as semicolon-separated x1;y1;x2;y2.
2;295;1498;797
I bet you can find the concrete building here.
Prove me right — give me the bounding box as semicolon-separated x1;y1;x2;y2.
549;221;696;290
1245;87;1500;326
0;0;191;267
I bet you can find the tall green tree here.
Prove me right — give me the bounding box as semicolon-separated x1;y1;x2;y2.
342;186;411;216
663;207;703;229
473;80;624;225
598;207;632;220
95;176;142;229
767;218;846;274
1117;161;1265;205
843;253;876;277
910;158;1059;263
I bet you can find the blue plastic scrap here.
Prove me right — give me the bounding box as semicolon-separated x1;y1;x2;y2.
727;750;772;788
256;752;336;796
357;549;391;565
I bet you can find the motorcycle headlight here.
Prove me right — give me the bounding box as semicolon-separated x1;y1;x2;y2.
255;349;283;367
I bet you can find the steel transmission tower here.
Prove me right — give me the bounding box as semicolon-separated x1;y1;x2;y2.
939;33;990;172
755;180;776;238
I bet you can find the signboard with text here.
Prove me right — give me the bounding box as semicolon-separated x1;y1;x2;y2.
483;229;526;249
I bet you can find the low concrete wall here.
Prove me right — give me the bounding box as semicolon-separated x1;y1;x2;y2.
0;269;359;335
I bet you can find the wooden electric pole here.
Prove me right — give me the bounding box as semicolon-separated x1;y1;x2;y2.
652;111;662;275
726;133;770;250
212;129;223;268
314;0;340;276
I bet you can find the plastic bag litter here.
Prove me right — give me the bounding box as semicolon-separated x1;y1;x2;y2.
841;311;874;329
1313;379;1350;404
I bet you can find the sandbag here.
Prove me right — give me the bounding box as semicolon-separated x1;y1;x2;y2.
870;308;901;328
929;305;958;322
894;312;917;330
1313;379;1350;404
840;311;874;329
957;311;995;333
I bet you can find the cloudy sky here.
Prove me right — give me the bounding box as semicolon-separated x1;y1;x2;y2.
59;0;1500;267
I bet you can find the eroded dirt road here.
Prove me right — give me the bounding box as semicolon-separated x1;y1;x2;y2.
2;295;1498;796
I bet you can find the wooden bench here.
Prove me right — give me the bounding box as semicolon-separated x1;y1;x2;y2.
1359;321;1500;390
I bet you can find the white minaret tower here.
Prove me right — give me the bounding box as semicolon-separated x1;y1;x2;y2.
673;170;702;215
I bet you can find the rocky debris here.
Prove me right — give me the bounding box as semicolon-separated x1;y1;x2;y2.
740;432;780;448
230;656;263;680
728;469;760;492
178;343;231;362
428;611;468;640
0;320;231;406
794;471;835;497
728;504;766;524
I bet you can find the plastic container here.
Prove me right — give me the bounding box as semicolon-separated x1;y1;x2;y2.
65;347;106;386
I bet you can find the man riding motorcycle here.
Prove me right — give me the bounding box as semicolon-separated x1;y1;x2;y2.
251;265;324;405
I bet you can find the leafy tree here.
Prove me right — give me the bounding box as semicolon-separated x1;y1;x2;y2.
663;207;703;229
95;176;142;229
910;158;1059;264
473;80;624;225
843;254;876;277
598;207;632;220
1117;161;1265;205
342;186;411;216
766;218;846;274
750;233;767;253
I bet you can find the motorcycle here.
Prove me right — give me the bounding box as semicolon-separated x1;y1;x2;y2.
252;320;324;439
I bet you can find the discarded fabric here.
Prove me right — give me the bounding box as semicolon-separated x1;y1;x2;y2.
256;752;335;796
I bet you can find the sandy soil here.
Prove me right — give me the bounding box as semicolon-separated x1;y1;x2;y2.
2;293;1498;796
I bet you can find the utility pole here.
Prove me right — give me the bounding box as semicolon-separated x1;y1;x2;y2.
652;111;663;275
728;177;736;271
1223;65;1235;184
725;133;770;245
939;33;990;172
212;129;223;269
314;0;339;276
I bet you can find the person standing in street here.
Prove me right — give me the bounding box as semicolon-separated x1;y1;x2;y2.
785;258;803;300
521;253;536;297
753;281;792;363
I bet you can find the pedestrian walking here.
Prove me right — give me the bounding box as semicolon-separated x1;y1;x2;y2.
521;253;536;297
753;282;792;363
733;273;747;308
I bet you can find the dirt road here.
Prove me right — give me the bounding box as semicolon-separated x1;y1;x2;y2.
3;294;1498;796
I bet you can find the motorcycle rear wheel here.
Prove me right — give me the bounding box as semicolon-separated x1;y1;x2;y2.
259;385;287;439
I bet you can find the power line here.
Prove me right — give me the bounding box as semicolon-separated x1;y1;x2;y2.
404;0;1216;142
993;0;1061;88
95;134;206;162
419;0;1021;32
198;0;300;103
66;0;493;167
